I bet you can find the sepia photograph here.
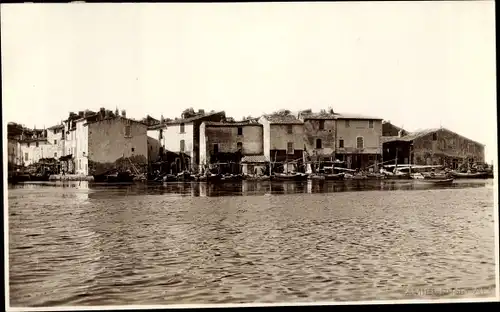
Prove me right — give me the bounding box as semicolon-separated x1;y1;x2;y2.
2;1;498;310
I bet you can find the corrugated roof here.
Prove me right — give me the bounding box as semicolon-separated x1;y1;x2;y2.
263;114;304;124
335;113;383;120
241;155;268;163
166;111;225;125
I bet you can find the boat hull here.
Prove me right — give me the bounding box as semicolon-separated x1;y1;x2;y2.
272;174;308;181
418;178;454;185
451;172;490;179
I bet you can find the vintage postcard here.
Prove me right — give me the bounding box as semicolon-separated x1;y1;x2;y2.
2;1;498;310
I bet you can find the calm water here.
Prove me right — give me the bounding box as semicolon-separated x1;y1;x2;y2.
8;179;497;306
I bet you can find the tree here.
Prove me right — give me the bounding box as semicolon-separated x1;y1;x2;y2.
182;108;196;119
273;109;291;116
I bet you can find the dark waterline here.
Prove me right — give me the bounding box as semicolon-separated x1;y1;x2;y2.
7;179;494;198
8;179;497;306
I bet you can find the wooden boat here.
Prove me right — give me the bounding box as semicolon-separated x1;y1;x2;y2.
383;173;411;180
324;173;345;180
242;175;270;181
272;172;308;181
206;174;222;182
220;174;243;182
29;173;51;181
162;174;178;182
8;172;31;183
177;171;194;181
365;173;385;180
450;171;490;179
418;177;454;185
308;174;325;181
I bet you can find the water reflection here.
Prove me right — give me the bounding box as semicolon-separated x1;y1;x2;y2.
8;179;490;198
8;178;496;306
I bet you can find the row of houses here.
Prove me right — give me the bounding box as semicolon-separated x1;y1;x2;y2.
7;107;486;175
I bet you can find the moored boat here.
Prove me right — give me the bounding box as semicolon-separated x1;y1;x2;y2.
417;177;454;185
450;171;490;179
272;172;308;181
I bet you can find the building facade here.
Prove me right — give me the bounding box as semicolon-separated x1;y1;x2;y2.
259;114;305;172
298;111;337;161
383;128;485;169
60;108;148;176
335;114;383;170
157;110;226;172
199;121;264;172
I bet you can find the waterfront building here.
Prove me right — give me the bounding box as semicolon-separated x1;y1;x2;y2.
150;109;226;172
334;113;383;170
298;109;338;163
382;127;485;169
259;113;305;173
7;122;24;167
199;120;264;174
62;108;148;176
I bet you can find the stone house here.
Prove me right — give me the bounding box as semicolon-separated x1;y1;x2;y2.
298;110;337;162
152;110;226;172
382;127;485;169
334;113;383;170
199;120;264;174
61;108;148;176
259;114;305;173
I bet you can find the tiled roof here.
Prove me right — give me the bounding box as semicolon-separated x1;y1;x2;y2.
241;155;268;163
381;136;401;144
204;121;262;127
299;112;338;120
335;113;383;120
166;111;225;125
382;128;484;147
263;114;304;125
48;124;64;130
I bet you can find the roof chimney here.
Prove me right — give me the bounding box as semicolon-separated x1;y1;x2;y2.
121;110;126;118
398;129;404;137
198;109;205;115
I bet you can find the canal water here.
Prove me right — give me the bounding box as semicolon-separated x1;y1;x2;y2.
7;179;497;306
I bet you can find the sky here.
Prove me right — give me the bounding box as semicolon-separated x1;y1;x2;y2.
2;2;497;162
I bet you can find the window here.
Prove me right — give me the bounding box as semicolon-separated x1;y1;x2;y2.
432;133;437;141
36;142;39;147
369;120;374;128
180;123;185;133
79;159;82;170
125;125;131;136
356;137;364;149
27;143;30;147
131;147;135;152
159;129;163;140
83;152;85;157
339;139;344;148
54;152;57;158
237;127;243;135
54;139;57;144
287;142;294;154
180;140;185;152
345;120;350;128
25;153;28;161
319;120;325;130
316;139;322;149
287;125;293;134
237;142;243;151
213;143;219;154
